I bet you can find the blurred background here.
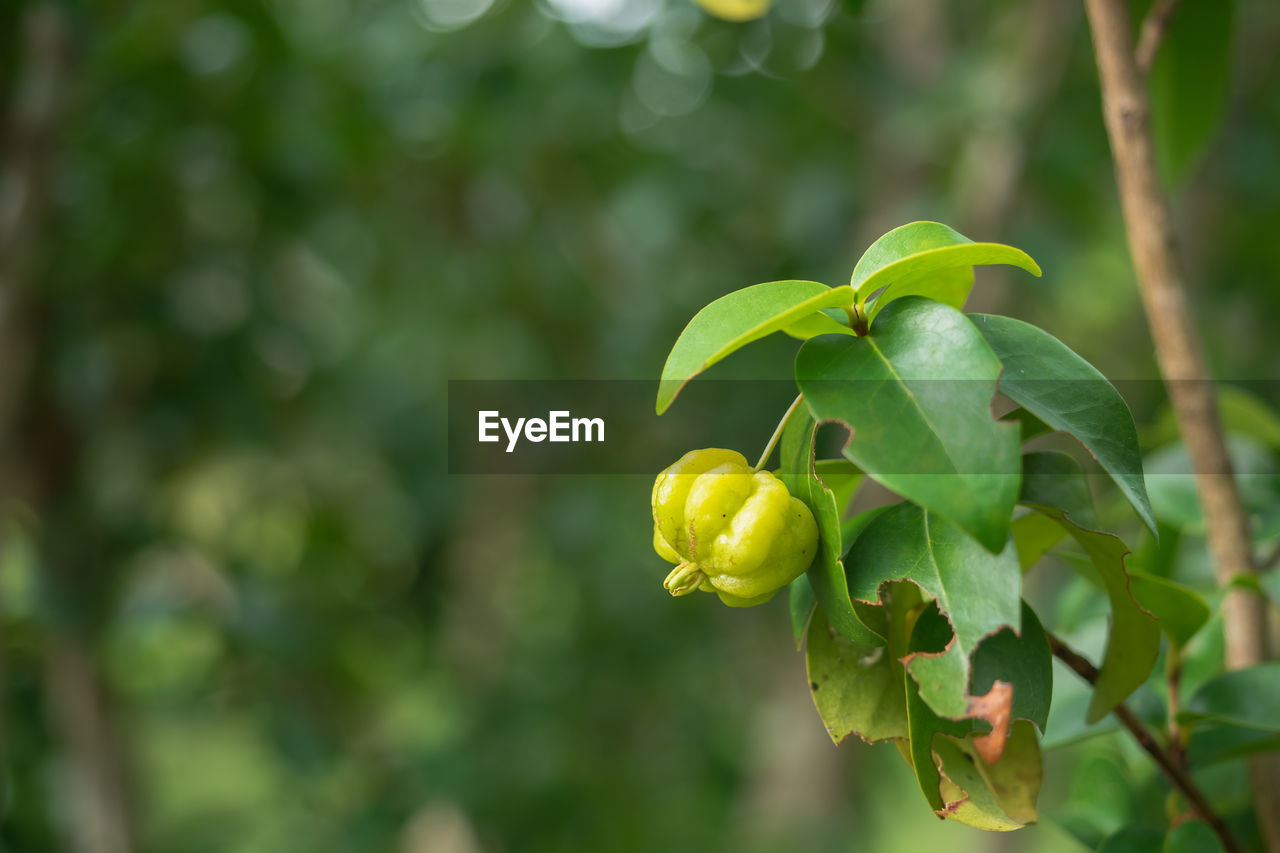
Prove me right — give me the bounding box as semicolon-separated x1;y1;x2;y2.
1;0;1278;851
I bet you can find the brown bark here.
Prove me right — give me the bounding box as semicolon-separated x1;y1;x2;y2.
1081;0;1280;848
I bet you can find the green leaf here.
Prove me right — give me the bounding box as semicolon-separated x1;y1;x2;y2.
1181;663;1280;732
1012;511;1068;571
867;265;974;321
656;280;854;414
789;573;816;651
849;222;1041;320
1020;453;1160;722
1186;723;1280;768
1004;406;1055;443
844;503;1023;719
782;310;858;340
906;600;1052;734
813;458;862;515
971;313;1156;536
902;604;1043;826
796;297;1021;552
1164;820;1223;853
905;607;980;812
779;409;881;646
804;606;908;745
1127;571;1210;649
838;504;891;552
1149;0;1234;185
1020;450;1098;528
933;722;1042;830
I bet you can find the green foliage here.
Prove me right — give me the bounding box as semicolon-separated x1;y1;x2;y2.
656;281;854;413
649;221;1268;837
850;221;1041;319
972;313;1156;535
1149;0;1236;185
796;298;1020;552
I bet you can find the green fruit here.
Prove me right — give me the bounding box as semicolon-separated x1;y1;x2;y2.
651;448;819;607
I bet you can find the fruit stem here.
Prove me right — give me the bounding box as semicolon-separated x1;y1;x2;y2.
755;393;804;471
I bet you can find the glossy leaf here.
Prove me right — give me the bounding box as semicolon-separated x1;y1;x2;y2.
1020;453;1160;722
1127;571;1210;649
782;310;857;340
656;280;854;414
805;606;908;745
1149;0;1234;185
846;503;1022;724
779;409;881;645
848;221;1041;320
867;265;974;321
1182;663;1280;732
796;297;1021;552
971;313;1156;536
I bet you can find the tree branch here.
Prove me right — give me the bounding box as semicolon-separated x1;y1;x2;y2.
1080;1;1280;847
1135;0;1183;74
1047;633;1241;853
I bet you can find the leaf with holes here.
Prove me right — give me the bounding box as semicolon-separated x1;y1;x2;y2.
905;601;1052;747
844;502;1023;729
805;606;908;745
933;721;1043;830
796;297;1021;552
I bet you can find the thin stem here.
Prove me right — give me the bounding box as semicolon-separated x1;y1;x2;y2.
755;394;804;471
1167;646;1186;768
1047;632;1241;853
1135;0;1182;74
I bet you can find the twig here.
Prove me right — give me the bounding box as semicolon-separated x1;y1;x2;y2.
1080;1;1280;846
1047;633;1241;853
1135;0;1183;74
1166;647;1186;768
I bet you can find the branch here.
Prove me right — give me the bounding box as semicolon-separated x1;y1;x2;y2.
1047;633;1241;853
1080;1;1280;846
1135;0;1183;74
